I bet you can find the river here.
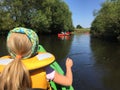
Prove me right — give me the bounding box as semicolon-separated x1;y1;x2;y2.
0;33;120;90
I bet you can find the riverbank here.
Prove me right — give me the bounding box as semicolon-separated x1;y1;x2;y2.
72;28;90;34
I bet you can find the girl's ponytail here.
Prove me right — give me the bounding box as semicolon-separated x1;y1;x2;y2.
0;55;31;90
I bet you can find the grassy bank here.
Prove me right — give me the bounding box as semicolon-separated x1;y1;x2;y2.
72;28;90;34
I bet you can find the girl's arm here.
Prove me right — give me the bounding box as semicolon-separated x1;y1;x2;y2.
53;58;73;86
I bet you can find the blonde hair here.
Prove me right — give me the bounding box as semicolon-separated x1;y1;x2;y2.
0;33;32;90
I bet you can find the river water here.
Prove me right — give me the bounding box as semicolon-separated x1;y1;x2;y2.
0;33;120;90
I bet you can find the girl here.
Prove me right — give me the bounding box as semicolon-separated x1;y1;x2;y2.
0;27;73;90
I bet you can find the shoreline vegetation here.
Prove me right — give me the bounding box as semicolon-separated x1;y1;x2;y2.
0;0;73;34
72;28;90;34
72;28;120;42
90;0;120;42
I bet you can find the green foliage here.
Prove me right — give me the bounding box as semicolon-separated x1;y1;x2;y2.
76;25;82;29
49;0;74;33
91;0;120;40
74;28;90;34
0;0;73;34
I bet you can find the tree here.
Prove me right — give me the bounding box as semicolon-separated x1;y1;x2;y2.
49;0;73;33
91;0;120;40
0;0;74;34
76;25;82;29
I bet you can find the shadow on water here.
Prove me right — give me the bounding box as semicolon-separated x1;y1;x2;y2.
0;36;8;56
90;37;120;90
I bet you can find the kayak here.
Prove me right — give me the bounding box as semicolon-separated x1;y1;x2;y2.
58;33;70;37
38;45;74;90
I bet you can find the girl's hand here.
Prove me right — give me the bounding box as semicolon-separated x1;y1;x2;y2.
66;58;73;68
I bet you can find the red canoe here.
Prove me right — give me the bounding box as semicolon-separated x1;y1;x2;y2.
58;32;71;37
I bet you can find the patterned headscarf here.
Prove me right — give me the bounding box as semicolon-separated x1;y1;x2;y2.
7;27;39;59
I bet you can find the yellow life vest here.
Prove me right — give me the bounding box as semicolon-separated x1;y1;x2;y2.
0;52;55;89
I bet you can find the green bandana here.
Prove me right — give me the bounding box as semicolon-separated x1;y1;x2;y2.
7;27;39;59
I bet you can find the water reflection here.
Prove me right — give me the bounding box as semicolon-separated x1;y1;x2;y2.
68;34;106;90
38;34;73;61
90;38;120;90
0;36;8;56
58;36;71;40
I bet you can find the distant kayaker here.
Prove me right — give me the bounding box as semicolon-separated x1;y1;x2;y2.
0;27;73;90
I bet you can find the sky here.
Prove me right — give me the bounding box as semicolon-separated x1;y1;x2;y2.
64;0;105;28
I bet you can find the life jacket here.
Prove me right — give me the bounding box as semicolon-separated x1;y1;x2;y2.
0;52;55;89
